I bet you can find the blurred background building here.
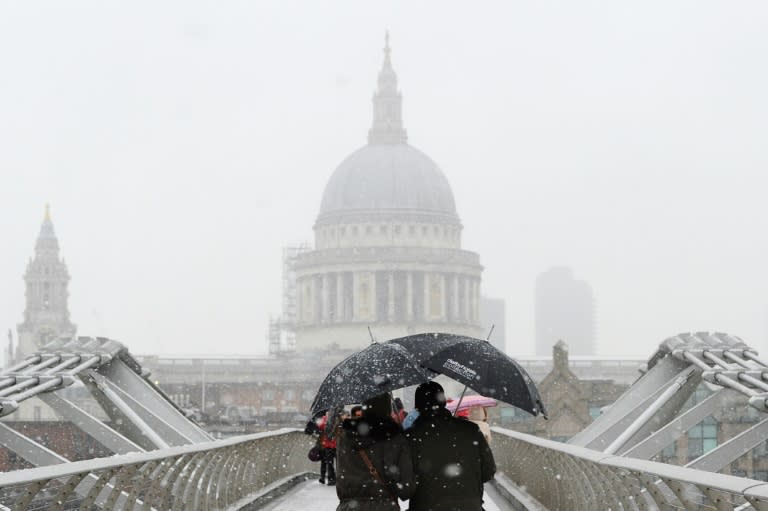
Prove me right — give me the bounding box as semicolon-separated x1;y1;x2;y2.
535;266;596;356
480;297;506;353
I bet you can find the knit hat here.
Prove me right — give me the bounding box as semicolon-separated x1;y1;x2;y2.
363;392;393;418
414;381;446;412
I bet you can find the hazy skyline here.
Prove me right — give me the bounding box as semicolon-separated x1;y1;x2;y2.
1;1;767;360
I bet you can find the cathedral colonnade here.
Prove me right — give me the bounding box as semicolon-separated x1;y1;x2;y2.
295;269;481;326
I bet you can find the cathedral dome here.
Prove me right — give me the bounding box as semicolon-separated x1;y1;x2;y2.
317;143;458;224
316;35;459;227
293;36;484;353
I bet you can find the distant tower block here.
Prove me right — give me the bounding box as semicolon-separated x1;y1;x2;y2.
480;297;506;353
16;205;77;358
535;267;596;356
293;36;484;351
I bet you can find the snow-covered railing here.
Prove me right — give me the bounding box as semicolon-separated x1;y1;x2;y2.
492;426;768;510
0;428;314;510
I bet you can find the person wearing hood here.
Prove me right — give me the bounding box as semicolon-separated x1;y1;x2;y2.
335;392;415;510
406;382;496;511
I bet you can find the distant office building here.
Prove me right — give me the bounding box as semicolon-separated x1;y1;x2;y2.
480;297;506;353
535;267;595;356
16;205;77;359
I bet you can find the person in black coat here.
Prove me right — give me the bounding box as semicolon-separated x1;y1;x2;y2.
406;382;496;511
335;393;415;510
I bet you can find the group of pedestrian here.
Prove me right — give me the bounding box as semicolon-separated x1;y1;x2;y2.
309;381;496;511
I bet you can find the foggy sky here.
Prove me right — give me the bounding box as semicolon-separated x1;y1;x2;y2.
1;1;767;360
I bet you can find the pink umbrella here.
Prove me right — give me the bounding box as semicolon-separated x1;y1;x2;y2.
446;395;497;414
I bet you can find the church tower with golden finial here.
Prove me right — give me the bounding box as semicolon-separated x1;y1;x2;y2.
16;205;77;358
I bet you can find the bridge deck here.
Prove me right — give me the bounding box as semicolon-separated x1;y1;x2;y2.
260;479;513;510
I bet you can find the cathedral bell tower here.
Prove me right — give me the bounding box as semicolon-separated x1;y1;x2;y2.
16;205;76;358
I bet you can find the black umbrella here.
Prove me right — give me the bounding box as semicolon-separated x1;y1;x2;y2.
388;333;546;418
310;342;432;415
385;332;470;365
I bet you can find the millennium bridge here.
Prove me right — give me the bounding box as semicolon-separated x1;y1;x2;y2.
2;333;768;510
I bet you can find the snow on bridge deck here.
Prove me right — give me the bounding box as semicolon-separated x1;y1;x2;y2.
260;479;513;511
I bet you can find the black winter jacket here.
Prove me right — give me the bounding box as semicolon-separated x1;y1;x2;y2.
405;408;496;511
335;417;415;511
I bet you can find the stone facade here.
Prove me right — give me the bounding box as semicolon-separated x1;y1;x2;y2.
501;341;627;440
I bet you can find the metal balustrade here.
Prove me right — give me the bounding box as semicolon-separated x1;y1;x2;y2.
493;426;768;511
5;331;768;510
9;425;768;511
0;429;314;511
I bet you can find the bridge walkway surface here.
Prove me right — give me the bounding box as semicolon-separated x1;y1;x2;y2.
260;480;514;511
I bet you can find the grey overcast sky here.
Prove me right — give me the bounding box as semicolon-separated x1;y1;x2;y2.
1;1;767;360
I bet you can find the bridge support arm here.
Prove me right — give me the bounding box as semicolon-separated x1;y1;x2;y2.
569;355;695;450
96;357;211;443
604;366;699;455
82;372;170;450
100;377;194;447
0;422;68;467
686;416;768;473
38;392;144;455
622;389;733;459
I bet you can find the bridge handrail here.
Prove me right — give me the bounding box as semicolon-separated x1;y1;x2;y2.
0;428;298;487
0;428;315;510
492;426;768;509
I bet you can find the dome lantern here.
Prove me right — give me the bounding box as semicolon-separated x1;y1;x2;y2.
368;32;407;146
316;34;460;228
